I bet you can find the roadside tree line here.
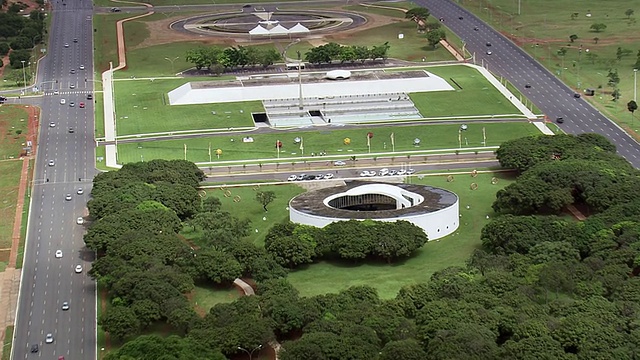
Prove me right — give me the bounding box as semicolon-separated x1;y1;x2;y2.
303;42;391;65
185;45;281;73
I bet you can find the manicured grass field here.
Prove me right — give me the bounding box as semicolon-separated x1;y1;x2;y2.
412;65;522;116
0;105;29;268
115;122;539;164
184;183;306;247
190;284;241;312
286;171;514;299
113;78;258;135
463;0;640;136
93;13;134;74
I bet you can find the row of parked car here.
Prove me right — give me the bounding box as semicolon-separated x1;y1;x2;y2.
288;173;335;181
360;168;415;177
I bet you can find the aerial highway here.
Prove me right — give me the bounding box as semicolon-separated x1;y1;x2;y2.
12;0;97;358
416;0;640;168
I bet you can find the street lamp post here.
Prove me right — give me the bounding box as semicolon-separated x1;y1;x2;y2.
20;60;27;96
164;57;179;75
237;345;262;360
634;68;638;102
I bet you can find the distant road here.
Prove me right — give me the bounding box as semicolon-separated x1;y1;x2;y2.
415;0;640;168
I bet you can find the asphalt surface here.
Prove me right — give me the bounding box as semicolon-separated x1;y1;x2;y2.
12;0;97;358
416;0;640;168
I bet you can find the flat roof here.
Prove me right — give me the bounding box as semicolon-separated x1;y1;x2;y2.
289;181;458;219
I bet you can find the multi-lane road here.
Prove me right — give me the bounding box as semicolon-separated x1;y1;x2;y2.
417;0;640;168
12;0;97;358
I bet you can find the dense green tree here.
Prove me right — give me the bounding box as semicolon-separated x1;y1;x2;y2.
194;248;242;284
104;335;225;360
99;306;141;341
426;29;446;49
265;234;315;268
379;339;427;360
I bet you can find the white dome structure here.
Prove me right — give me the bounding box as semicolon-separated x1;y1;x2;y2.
326;70;352;80
289;181;459;240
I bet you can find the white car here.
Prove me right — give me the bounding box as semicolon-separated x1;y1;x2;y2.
324;173;334;179
333;160;346;166
49;121;56;127
53;90;59;95
61;302;69;311
60;99;66;105
79;65;85;70
70;84;75;89
75;265;83;273
55;250;62;258
359;171;371;177
379;168;389;176
287;175;297;181
65;194;72;201
69;102;75;107
397;169;407;176
406;168;416;175
76;217;84;225
45;333;54;344
48;160;55;167
77;188;84;195
64;43;69;48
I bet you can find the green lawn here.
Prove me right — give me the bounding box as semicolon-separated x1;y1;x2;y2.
1;326;13;360
190;284;241;313
115;122;538;164
462;0;640;137
94;13;134;74
411;65;522;117
113;78;258;135
286;171;514;299
183;183;306;247
0;106;29;159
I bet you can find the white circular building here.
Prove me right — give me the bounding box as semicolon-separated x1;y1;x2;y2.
289;181;459;240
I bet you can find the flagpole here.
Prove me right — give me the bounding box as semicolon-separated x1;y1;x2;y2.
458;129;462;149
208;142;212;163
184;144;187;160
367;134;371;153
277;140;280;158
482;127;487;146
299;137;304;156
390;132;395;152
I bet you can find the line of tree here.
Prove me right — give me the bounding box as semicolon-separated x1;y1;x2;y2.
0;8;46;73
185;45;281;73
303;42;391;65
264;220;428;268
99;133;640;359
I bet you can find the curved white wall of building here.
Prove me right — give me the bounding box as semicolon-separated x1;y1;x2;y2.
289;197;459;241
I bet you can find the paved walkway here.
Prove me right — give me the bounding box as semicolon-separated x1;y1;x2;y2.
102;3;154;168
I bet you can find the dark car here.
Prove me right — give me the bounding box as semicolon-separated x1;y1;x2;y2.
474;26;479;31
30;344;39;353
110;7;121;12
573;93;581;98
458;16;464;20
525;84;531;88
303;174;316;181
556;117;564;124
242;4;251;7
486;42;492;47
68;127;74;133
87;93;93;100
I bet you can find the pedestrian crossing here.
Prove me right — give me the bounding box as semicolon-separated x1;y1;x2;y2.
44;90;96;96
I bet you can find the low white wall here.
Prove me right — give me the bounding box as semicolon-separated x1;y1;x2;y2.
289;198;459;241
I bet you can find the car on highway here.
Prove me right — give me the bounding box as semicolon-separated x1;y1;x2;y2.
60;98;66;105
287;175;297;181
30;344;38;353
388;170;398;176
77;217;84;225
397;169;407;176
70;69;75;74
486;50;492;55
61;302;69;311
69;101;75;107
379;168;389;176
73;38;78;43
68;127;74;133
333;160;346;166
556;117;565;124
45;333;54;344
75;265;83;273
49;121;56;127
407;168;416;175
48;160;55;166
324;173;334;180
486;42;491;47
525;84;532;88
296;174;305;181
77;188;84;195
64;43;69;48
474;26;479;31
303;174;316;181
110;7;121;12
79;102;85;108
87;93;93;100
55;250;62;258
65;194;72;201
573;93;581;98
53;90;59;95
79;65;85;70
70;84;75;89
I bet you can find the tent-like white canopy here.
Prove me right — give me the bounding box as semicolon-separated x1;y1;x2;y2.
289;23;310;34
269;24;289;35
249;25;270;35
